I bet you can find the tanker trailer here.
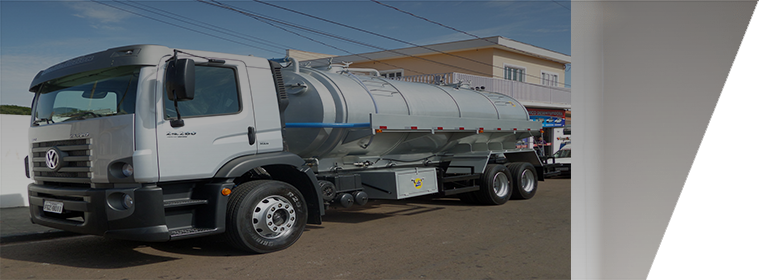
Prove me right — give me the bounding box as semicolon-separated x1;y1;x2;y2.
24;45;546;253
276;58;545;205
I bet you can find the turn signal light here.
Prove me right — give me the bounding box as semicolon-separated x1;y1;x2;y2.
221;188;232;196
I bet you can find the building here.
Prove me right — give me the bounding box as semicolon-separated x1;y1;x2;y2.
292;36;571;155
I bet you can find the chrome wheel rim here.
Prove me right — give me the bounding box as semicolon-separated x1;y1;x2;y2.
492;172;510;198
520;169;536;192
251;195;296;239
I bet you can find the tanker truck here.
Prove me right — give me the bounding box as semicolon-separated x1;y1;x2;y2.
24;45;546;253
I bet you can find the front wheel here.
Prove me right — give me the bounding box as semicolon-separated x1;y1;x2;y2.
225;180;307;253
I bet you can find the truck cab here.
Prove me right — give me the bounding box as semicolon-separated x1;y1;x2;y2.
26;45;322;252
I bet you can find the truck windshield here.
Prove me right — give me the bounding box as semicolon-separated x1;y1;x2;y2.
554;149;571;158
32;66;140;126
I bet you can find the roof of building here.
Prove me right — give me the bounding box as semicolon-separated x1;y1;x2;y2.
301;36;570;65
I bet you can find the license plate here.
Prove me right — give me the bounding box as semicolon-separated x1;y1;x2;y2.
43;200;64;214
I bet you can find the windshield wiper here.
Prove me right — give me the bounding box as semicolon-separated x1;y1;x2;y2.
33;118;55;126
59;111;102;123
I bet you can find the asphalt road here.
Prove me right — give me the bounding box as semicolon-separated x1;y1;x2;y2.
0;178;570;280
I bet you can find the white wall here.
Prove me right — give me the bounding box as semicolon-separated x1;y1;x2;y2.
1;114;33;208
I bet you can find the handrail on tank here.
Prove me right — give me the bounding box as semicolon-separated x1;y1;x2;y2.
342;68;380;77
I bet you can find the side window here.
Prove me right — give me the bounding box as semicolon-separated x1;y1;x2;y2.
165;65;241;119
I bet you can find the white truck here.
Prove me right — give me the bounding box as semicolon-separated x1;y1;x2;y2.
25;45;547;253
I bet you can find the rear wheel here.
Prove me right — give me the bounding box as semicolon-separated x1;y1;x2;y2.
225;180;307;253
473;164;513;205
508;162;538;200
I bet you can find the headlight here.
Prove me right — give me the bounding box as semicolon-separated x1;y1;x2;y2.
122;194;134;209
122;163;134;177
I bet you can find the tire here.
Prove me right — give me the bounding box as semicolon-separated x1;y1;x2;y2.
225;180;307;253
473;164;513;205
508;162;538;200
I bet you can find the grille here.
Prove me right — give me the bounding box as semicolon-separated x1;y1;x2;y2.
32;139;91;183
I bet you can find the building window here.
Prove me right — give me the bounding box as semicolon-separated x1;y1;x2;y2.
504;65;525;82
541;71;559;87
380;69;404;79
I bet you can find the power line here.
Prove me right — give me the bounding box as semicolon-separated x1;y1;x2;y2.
370;0;570;87
199;0;487;76
552;0;571;11
90;0;283;55
198;0;431;75
251;0;512;80
120;0;291;52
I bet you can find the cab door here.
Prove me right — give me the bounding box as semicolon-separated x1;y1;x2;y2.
156;56;257;182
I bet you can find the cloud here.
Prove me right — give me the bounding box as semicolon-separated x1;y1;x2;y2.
67;2;132;24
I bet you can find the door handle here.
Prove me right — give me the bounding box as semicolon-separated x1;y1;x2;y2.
248;126;256;145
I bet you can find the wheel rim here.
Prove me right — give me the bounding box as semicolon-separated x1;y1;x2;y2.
251;195;296;239
492;172;510;198
520;169;536;192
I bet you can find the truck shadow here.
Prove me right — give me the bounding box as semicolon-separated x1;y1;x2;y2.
0;197;476;268
0;236;180;269
320;196;465;224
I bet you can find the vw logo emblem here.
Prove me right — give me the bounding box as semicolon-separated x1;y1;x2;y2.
45;148;60;171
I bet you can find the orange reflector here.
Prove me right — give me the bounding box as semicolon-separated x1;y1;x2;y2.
540;129;544;133
375;129;383;133
478;128;484;133
221;188;232;196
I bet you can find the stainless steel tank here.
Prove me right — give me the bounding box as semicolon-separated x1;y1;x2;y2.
280;65;539;161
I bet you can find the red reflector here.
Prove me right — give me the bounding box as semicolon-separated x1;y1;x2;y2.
497;128;502;131
513;128;517;131
410;126;417;130
380;126;387;129
459;127;465;130
437;127;443;130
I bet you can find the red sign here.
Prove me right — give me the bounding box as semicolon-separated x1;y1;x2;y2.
527;108;565;118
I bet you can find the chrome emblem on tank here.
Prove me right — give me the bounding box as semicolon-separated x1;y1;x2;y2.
45;148;60;171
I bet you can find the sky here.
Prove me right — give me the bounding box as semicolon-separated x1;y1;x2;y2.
0;0;570;106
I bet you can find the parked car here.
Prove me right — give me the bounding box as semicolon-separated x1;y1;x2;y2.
544;143;571;177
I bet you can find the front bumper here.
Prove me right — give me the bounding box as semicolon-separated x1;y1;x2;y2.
28;183;170;242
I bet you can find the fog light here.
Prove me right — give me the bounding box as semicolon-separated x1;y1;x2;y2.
122;163;134;177
122;194;134;209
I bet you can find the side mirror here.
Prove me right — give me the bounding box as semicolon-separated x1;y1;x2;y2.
165;58;195;101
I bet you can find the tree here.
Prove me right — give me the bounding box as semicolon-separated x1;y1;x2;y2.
0;105;32;115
